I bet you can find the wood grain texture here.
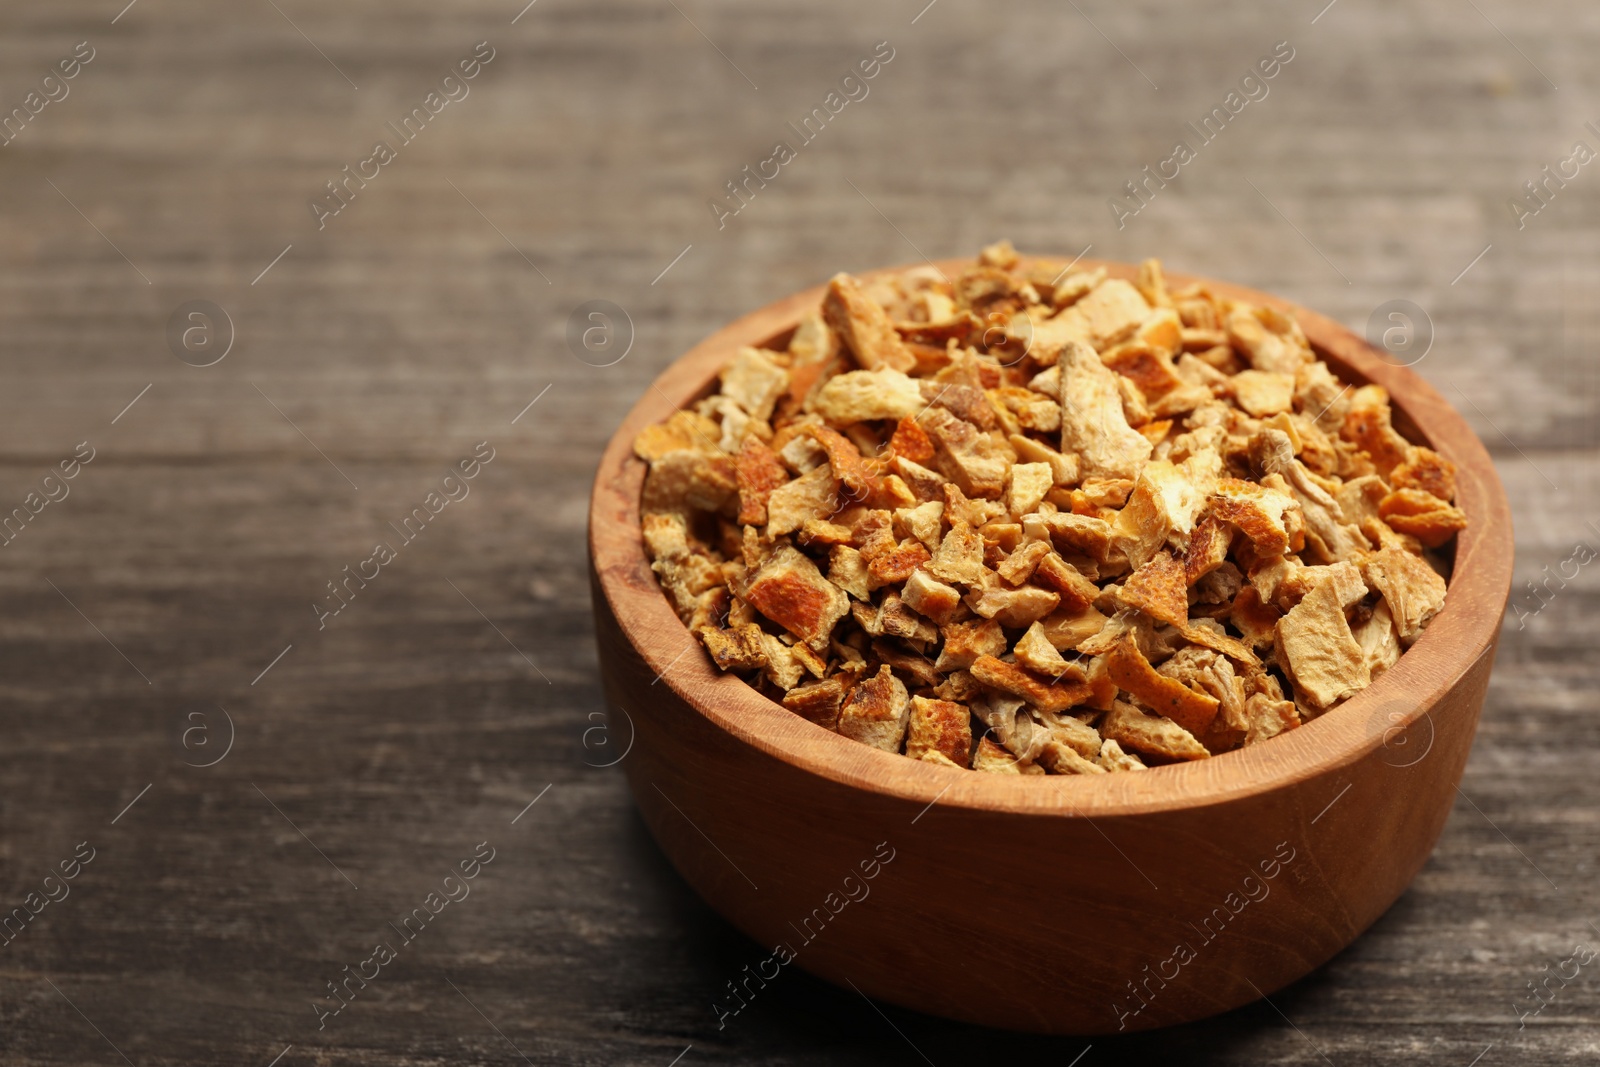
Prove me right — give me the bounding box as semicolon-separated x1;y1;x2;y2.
589;258;1515;1033
0;0;1594;1062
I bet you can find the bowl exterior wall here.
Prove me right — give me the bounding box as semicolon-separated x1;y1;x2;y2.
592;568;1499;1034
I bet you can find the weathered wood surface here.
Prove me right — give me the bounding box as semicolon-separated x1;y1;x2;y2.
0;0;1592;1063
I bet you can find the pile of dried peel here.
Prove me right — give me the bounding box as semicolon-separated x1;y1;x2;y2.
635;241;1460;775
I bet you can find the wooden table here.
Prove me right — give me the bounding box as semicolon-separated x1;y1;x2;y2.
0;0;1592;1062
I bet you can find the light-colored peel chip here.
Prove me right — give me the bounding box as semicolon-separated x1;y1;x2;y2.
759;632;807;690
1007;462;1054;518
810;368;926;424
968;684;1022;727
1230;369;1296;417
1033;709;1101;759
1275;577;1370;709
1243;693;1300;745
900;567;963;625
927;519;987;586
1046;278;1152;355
1135;260;1172;309
1172;617;1262;669
1362;546;1447;646
1227;305;1312;375
895;500;945;553
824;273;917;373
1266;559;1367;615
1353;600;1402;677
1253;428;1367;563
1096;737;1146;772
973;735;1043;774
1336;474;1389;528
877;592;937;643
891;455;947;502
1013;621;1073;675
641;511;691;562
778;429;828;472
1176;297;1219;331
1249;554;1304;609
920;407;1011;499
964;577;1061;628
765;465;840;537
1039;740;1108;775
1101;701;1210;762
1362;516;1420;555
787;309;837;368
720;347;790;423
827;545;872;601
641;448;738;518
1052;268;1106;310
1008;433;1079;486
1317;560;1369;607
798;519;853;546
993;386;1062;433
1160;647;1247;734
702;396;759;455
1112;454;1219;570
1295;361;1348;432
1059;339;1153;479
1035;511;1114;560
837;665;912;751
1038;605;1109;651
993;539;1048;585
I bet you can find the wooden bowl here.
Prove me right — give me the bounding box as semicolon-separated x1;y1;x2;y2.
587;258;1513;1034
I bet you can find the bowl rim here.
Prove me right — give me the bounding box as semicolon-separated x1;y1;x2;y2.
589;256;1515;818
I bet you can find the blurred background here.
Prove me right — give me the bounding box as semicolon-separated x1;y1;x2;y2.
0;0;1595;1063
